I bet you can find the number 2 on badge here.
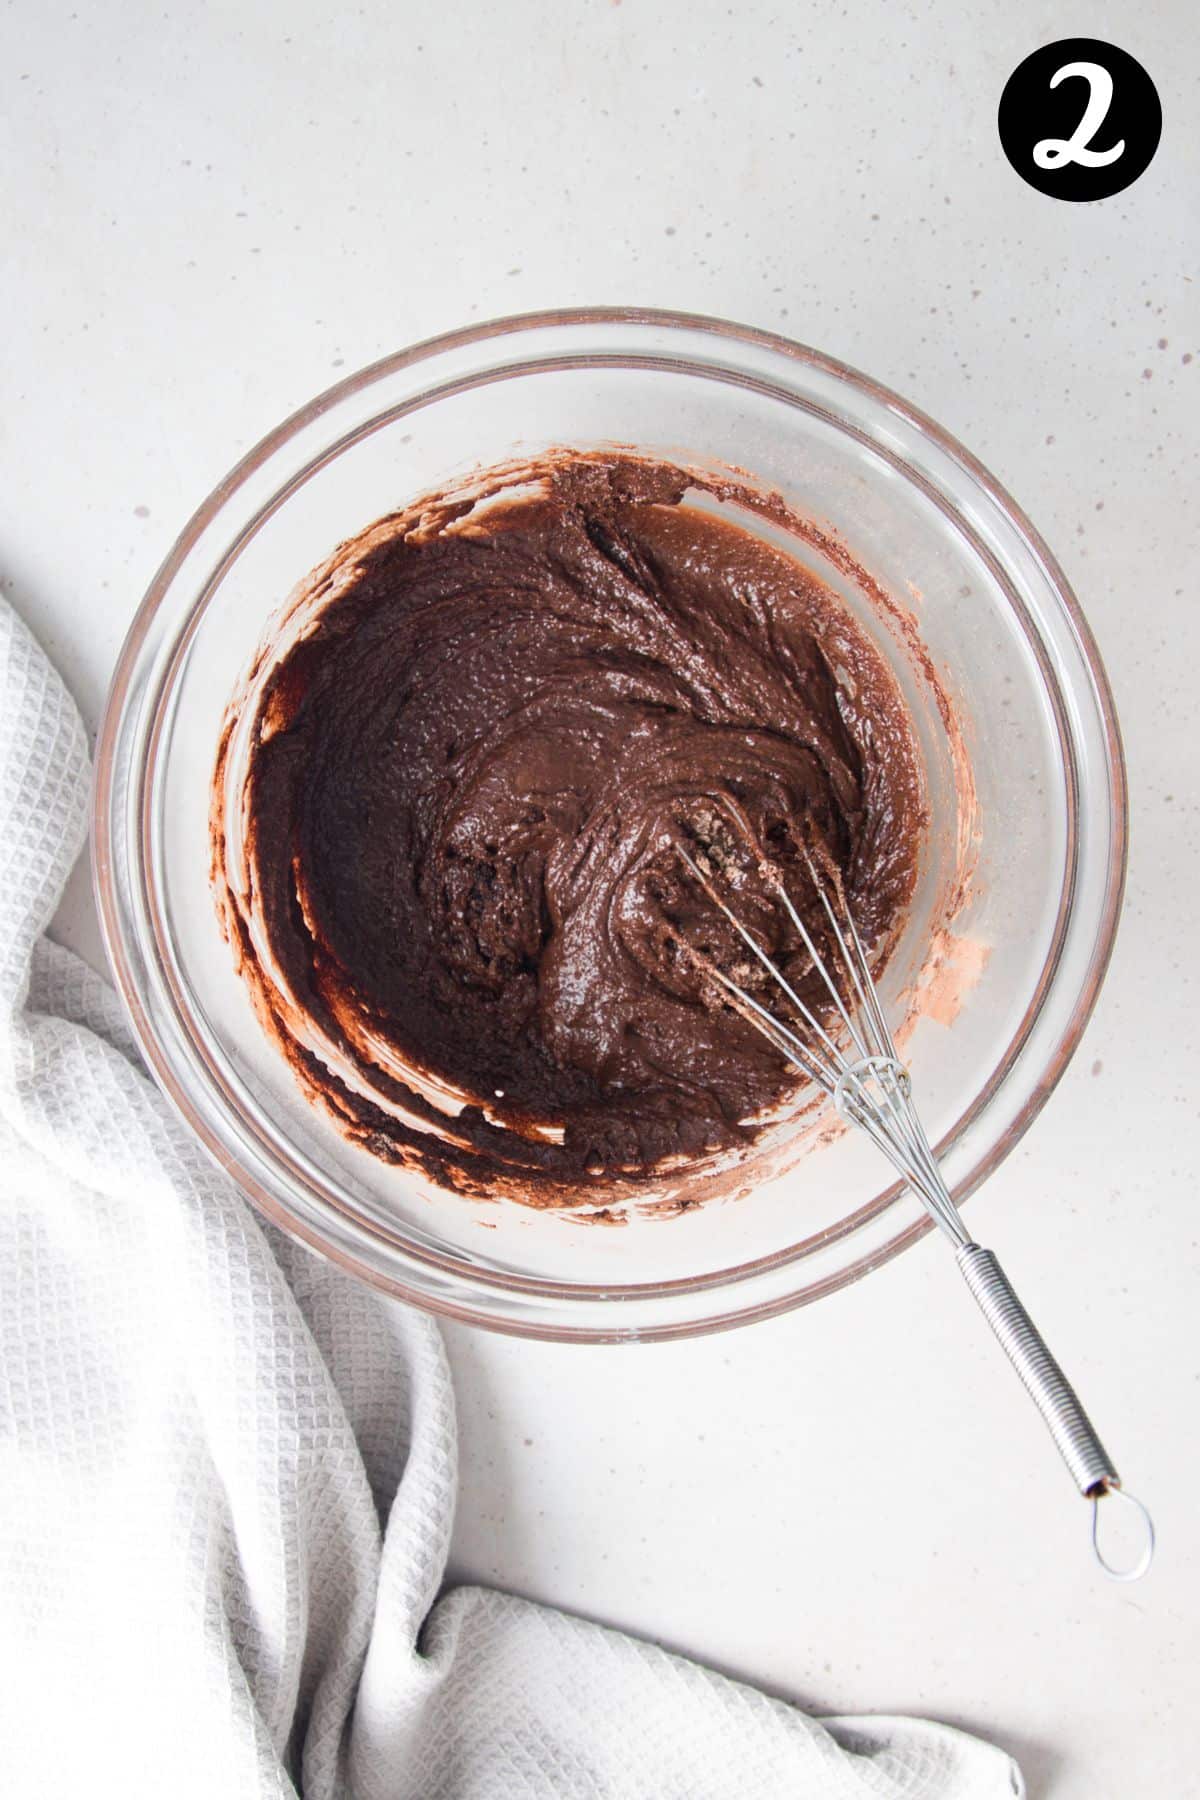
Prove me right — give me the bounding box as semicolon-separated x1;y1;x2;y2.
1033;61;1125;170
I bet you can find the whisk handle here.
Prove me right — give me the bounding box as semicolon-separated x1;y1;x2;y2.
955;1242;1117;1498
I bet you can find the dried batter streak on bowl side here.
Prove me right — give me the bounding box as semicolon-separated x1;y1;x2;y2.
211;452;927;1210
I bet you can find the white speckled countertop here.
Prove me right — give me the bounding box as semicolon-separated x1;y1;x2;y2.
3;2;1195;1792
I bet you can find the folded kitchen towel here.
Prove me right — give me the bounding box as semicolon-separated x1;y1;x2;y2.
0;596;1023;1799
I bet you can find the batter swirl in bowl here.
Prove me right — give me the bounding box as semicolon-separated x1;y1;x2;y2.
212;453;926;1208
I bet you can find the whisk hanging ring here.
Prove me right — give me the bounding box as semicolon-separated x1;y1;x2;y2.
1091;1485;1156;1584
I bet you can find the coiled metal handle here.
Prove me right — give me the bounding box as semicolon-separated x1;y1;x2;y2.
957;1242;1154;1580
957;1243;1114;1494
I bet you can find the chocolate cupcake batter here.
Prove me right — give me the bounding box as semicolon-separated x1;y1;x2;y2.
213;454;925;1208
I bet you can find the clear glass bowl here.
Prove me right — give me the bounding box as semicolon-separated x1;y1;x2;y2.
94;309;1126;1341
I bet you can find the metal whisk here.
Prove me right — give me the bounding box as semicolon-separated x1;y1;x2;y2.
679;838;1154;1581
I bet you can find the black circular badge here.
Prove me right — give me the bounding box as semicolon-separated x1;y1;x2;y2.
998;39;1161;202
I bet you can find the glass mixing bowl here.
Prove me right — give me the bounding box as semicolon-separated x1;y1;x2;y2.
94;309;1126;1341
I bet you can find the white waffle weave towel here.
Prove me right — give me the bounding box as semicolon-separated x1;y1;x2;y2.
0;598;1022;1799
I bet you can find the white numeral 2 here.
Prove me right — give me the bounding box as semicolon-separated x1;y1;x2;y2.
1033;61;1125;170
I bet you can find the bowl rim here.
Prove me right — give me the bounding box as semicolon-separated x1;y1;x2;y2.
92;305;1128;1341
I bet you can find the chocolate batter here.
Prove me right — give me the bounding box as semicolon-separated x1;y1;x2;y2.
213;454;925;1207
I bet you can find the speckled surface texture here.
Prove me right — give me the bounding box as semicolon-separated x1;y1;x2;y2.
1;1;1194;1794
